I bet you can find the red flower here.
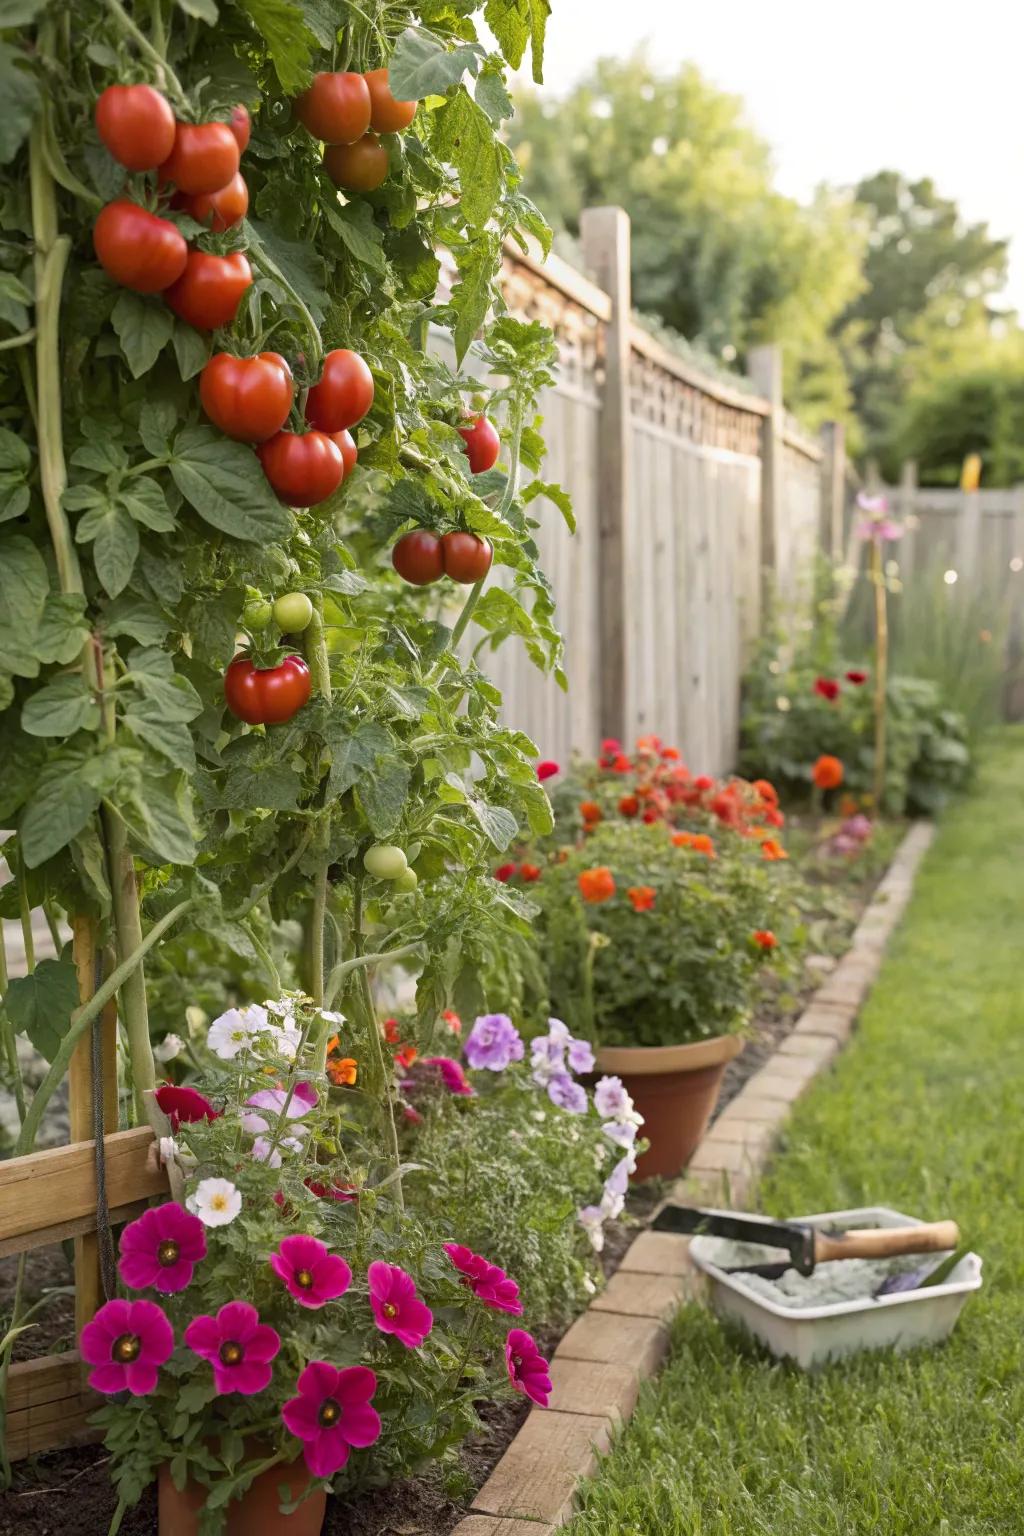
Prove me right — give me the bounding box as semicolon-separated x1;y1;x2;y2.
618;794;639;818
672;831;715;859
383;1019;401;1044
635;734;662;755
660;746;681;761
578;866;615;903
641;807;660;824
846;669;868;685
761;838;788;862
814;677;841;702
394;1045;418;1070
600;737;621;756
611;754;632;773
536;760;560;781
442;1009;462;1036
579;800;602;823
627;885;656;912
493;862;517;883
812;754;844;791
765;806;785;828
753;778;778;806
752;930;778;950
154;1084;219;1132
519;862;542;883
694;774;715;792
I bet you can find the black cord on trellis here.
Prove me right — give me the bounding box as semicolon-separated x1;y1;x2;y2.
92;949;116;1300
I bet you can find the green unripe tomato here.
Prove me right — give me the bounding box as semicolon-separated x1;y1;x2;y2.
362;844;408;881
273;592;314;633
242;596;273;632
393;867;418;893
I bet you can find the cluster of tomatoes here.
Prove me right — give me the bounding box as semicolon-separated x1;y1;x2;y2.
391;414;501;587
294;68;416;192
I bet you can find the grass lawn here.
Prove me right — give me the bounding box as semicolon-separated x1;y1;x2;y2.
567;729;1024;1536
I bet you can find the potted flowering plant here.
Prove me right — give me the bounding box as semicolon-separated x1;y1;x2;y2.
508;739;801;1177
83;996;559;1535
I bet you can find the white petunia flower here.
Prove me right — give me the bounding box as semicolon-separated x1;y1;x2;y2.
207;1004;269;1060
153;1033;185;1064
577;1204;606;1253
317;1009;346;1026
252;1134;304;1168
187;1177;241;1227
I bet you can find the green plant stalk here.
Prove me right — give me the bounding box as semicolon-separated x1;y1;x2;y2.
103;0;185;101
241;917;282;997
871;539;889;810
323;943;424;1012
226;826;313;922
350;875;404;1209
0;924;26;1127
17;855;35;976
247;241;323;368
306;598;332;703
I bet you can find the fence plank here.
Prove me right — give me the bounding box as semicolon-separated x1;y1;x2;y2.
7;1353;99;1461
0;1128;165;1257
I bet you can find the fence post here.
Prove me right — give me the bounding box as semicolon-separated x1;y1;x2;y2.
819;421;846;562
897;459;918;578
956;487;982;584
70;918;119;1338
580;205;631;742
748;343;783;612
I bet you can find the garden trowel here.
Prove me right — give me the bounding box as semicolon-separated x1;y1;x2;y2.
653;1203;960;1280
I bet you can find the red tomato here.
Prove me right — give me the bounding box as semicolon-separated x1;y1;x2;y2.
224;655;311;725
93;200;188;293
257;430;345;507
200;352;293;442
305;349;374;432
334;429;358;476
180;173;248;232
228;104;251;151
363;69;417;133
441;532;493;584
164;250;252;331
159;122;240;194
95;84;176;171
295;72;371;144
392;530;443;586
458;415;500;474
322;135;388;192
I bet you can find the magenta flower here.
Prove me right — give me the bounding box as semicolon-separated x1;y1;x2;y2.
118;1202;207;1294
506;1328;552;1407
80;1298;174;1396
536;759;560;781
421;1056;475;1096
282;1361;381;1477
154;1082;219;1132
463;1013;524;1072
270;1233;352;1309
368;1261;434;1348
184;1301;280;1395
443;1242;524;1315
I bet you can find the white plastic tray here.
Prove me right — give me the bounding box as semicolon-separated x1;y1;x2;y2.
689;1205;982;1369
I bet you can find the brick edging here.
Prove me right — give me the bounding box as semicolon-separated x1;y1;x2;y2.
455;821;935;1533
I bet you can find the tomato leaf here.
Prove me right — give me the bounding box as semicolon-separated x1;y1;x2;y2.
173;0;218;21
122;770;197;866
19;768;102;868
435;91;501;232
521;478;575;533
21;675;100;738
103;594;173;647
111;292;174;379
123;701;197;774
357;756;411;838
321;199;386;275
466;796;518;851
0;44;40;165
388;28;480;100
0;425;30;523
4;958;80;1064
75;500;139;597
449;233;498;365
172;320;209;381
35;593;90;665
119;476;176;532
169;425;293;542
234;0;317;94
483;0;550;83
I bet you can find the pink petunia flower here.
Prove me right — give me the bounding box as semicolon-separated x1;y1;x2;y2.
443;1243;523;1315
270;1233;352;1309
118;1202;207;1294
505;1328;552;1407
282;1361;381;1477
80;1298;174;1396
154;1083;219;1132
241;1083;317;1138
421;1056;475;1096
184;1300;280;1396
536;760;560;781
368;1261;434;1349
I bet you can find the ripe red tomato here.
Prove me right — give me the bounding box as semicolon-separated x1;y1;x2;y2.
200;352;293;442
93;200;188;293
224;655;311;725
363;69;417;133
159;122;240;194
180;172;249;232
322;136;388;192
305;349;374;432
258;430;345;507
164;250;252;331
334;429;358;476
392;530;443;586
441;532;493;584
95;84;176;170
458;415;500;474
295;72;371;143
228;104;251;151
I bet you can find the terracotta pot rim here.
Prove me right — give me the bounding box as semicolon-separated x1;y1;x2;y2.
596;1032;745;1076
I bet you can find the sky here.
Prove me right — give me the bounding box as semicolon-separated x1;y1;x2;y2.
532;0;1024;309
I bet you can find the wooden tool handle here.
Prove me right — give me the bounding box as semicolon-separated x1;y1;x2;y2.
813;1221;960;1265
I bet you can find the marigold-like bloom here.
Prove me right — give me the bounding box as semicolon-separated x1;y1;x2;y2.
635;734;662;755
578;866;615;903
812;754;844;790
326;1050;358;1086
627;885;656;912
761;838;789;862
672;831;715;858
618;794;639;817
753;779;778;806
814;677;841;702
611;753;632;773
752;930;778;950
519;861;542;882
694;774;715;792
660;746;681;761
846;669;868;685
579;800;602;823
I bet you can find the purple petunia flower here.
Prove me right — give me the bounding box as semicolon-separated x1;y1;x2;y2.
271;1234;352;1309
282;1362;381;1478
443;1242;523;1315
547;1073;588;1114
118;1202;207;1295
368;1261;434;1348
185;1301;280;1395
602;1119;638;1150
567;1037;596;1074
593;1075;631;1121
80;1298;174;1396
421;1056;475;1096
464;1014;524;1072
505;1328;552;1407
241;1084;317;1138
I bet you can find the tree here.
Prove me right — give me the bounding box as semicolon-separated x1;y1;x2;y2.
508;53;864;428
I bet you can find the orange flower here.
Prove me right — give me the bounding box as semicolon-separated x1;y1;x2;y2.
752;930;778;950
635;734;662;755
519;862;542;882
753;779;778;806
383;1018;401;1044
627;885;656;912
579;799;602;823
839;793;859;817
578;866;616;903
325;1038;359;1086
619;794;639;817
442;1009;462;1036
660;746;681;761
394;1045;417;1069
672;831;715;859
761;838;788;862
812;754;844;791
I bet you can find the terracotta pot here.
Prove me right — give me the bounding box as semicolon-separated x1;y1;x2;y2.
158;1455;325;1536
597;1034;745;1179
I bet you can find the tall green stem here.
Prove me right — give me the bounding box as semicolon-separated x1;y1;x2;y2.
870;539;889;811
351;875;404;1209
310;859;328;1010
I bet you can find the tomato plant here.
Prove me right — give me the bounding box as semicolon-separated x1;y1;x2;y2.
392;529;444;586
199;353;294;441
272;593;314;633
179;173;249;233
363;845;409;881
257;429;346;506
364;68;417;133
158;121;240;194
164;250;253;331
223;655;312;725
323;134;389;191
305;348;374;432
459;414;501;473
295;71;372;143
95;84;175;170
93;200;187;292
442;532;493;583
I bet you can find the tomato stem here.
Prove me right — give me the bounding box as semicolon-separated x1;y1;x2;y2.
247;238;323;368
103;0;186;104
350;873;404;1210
